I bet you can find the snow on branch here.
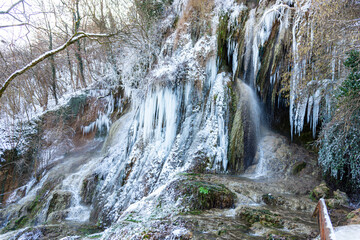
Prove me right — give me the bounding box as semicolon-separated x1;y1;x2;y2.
0;31;114;99
0;0;25;15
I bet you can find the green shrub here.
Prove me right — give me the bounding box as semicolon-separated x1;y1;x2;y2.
319;50;360;193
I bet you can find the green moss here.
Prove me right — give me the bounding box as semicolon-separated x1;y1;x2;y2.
88;234;102;239
347;212;355;219
78;226;103;236
292;162;307;175
217;14;230;67
177;172;201;177
179;210;204;215
125;219;142;223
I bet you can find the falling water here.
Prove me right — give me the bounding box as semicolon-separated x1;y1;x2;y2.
236;80;265;175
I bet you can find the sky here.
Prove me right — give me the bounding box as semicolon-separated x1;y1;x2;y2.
0;0;41;45
0;0;131;47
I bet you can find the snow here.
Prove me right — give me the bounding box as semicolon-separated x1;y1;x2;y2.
335;224;360;240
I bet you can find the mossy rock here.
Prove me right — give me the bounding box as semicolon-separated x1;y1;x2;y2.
310;182;330;201
326;190;349;209
172;179;236;211
262;194;285;206
47;191;72;214
347;208;360;225
81;174;99;205
292;161;307;175
238;208;284;228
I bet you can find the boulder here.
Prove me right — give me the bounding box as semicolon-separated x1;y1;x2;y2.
237;207;284;228
327;190;349;208
310;182;330;201
46;191;72;221
347;208;360;225
171;179;236;211
262;193;285;206
80;174;99;205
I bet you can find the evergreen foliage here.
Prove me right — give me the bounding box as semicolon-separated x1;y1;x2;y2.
319;50;360;192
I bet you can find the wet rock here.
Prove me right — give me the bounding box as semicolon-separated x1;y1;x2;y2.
46;191;72;221
47;210;69;224
347;208;360;225
228;80;260;173
80;174;99;205
310;182;330;201
5;223;103;240
237;207;284;228
332;190;349;205
262;193;285;206
171;179;236;211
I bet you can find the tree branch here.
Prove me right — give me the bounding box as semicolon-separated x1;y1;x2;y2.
0;31;114;99
0;0;25;15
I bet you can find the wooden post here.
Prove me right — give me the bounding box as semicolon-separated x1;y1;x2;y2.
313;198;336;240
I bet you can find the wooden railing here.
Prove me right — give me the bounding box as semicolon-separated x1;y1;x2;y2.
313;198;336;240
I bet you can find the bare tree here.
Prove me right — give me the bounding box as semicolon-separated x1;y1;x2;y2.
0;31;113;99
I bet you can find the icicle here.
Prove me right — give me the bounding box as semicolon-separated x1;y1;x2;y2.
290;11;301;140
312;89;321;138
307;96;313;124
137;87;179;151
206;57;218;87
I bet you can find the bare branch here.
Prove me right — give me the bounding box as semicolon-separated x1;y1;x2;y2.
0;31;114;99
0;0;25;15
0;22;30;28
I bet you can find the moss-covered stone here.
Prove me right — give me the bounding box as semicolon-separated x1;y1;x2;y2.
347;208;360;225
327;190;349;209
238;208;284;228
172;179;236;211
310;182;330;201
228;80;259;172
46;191;72;223
81;174;99;205
292;161;307;175
262;193;285;206
217;14;230;68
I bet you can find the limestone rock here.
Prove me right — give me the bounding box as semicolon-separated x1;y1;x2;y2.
327;190;349;209
310;182;330;201
46;191;72;220
347;208;360;225
262;193;285;206
171;178;236;211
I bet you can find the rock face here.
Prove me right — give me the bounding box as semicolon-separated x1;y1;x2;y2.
228;80;261;173
80;174;99;205
46;191;72;223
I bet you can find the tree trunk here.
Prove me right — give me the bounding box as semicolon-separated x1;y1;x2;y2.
49;31;58;104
